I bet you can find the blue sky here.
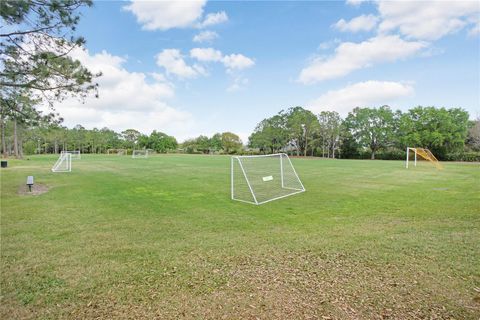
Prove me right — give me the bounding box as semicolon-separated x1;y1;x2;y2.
56;0;480;142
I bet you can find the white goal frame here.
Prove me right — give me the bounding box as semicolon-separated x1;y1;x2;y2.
61;150;81;160
406;147;442;169
132;149;148;158
52;152;72;172
231;153;305;205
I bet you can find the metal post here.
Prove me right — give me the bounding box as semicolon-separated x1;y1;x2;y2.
238;158;258;205
231;157;234;200
280;153;284;188
406;147;409;168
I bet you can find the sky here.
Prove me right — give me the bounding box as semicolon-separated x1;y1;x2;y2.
54;0;480;142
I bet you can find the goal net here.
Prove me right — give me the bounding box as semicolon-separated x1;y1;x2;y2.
52;152;72;172
132;149;148;158
231;153;305;205
108;149;127;155
61;150;81;160
406;147;442;169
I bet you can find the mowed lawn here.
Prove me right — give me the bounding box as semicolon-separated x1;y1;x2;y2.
1;154;479;319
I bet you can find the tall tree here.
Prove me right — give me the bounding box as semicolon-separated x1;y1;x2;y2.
466;118;480;151
344;106;395;159
121;129;141;149
248;113;288;154
397;106;469;158
285;107;318;156
1;0;100;99
145;131;177;153
221;132;242;154
317;111;342;158
209;133;223;153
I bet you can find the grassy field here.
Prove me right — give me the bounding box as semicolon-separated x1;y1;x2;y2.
1;154;479;319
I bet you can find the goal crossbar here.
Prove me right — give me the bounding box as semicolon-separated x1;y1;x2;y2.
61;150;80;160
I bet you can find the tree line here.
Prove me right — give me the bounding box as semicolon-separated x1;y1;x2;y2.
1;105;479;161
1;2;478;161
248;106;479;161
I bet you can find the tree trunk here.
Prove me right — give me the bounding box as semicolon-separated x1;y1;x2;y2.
18;129;23;158
0;114;6;158
13;116;20;158
371;151;375;160
304;133;308;157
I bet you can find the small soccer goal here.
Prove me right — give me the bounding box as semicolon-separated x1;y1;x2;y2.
231;153;305;205
406;147;442;169
61;150;81;160
132;149;148;158
52;152;72;172
107;149;127;155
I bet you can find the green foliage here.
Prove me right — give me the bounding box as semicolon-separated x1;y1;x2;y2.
121;129;141;149
343;106;395;159
466;118;480;151
221;132;242;154
285;106;318;156
397;106;469;159
317;111;342;158
0;0;100;102
248;114;288;153
143;131;177;153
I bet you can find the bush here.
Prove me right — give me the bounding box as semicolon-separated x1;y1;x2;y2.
445;152;480;162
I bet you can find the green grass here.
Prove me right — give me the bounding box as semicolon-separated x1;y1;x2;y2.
1;154;479;319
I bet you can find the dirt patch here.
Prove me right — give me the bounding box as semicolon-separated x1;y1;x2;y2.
17;183;50;196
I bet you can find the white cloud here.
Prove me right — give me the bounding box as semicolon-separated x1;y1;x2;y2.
190;47;223;62
333;14;379;32
51;48;195;139
197;11;228;28
124;0;206;31
309;80;414;115
222;53;255;71
193;30;219;43
377;1;480;41
156;49;204;79
346;0;368;6
298;35;427;84
227;76;249;92
190;48;255;71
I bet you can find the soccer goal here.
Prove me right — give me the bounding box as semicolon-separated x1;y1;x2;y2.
406;147;442;169
61;150;81;160
52;152;72;172
107;148;127;155
231;153;305;205
132;149;148;158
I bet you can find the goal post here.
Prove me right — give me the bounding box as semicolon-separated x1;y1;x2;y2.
61;150;80;160
406;147;442;169
132;149;148;158
52;152;72;172
107;149;127;155
231;153;305;205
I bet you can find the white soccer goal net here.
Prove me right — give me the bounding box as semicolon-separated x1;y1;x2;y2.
231;153;305;205
132;149;148;158
61;150;81;160
52;153;72;172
